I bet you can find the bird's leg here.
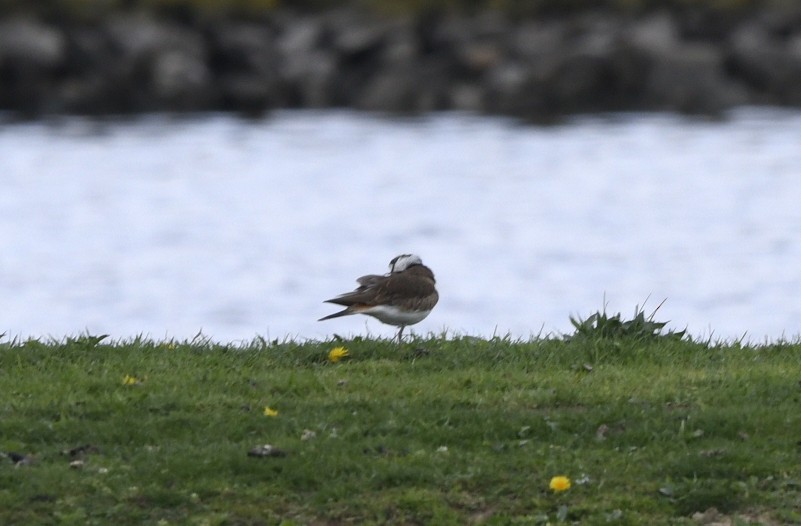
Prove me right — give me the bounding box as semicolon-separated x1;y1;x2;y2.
397;325;405;344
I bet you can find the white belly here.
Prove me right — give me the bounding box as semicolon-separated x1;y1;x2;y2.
361;305;432;326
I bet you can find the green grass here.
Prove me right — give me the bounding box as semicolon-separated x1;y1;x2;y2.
1;331;800;524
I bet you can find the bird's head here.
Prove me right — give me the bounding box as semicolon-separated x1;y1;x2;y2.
389;254;423;273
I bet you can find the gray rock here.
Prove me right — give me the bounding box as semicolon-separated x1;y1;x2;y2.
152;49;211;104
275;15;342;107
458;41;504;74
331;18;390;57
727;22;801;104
210;22;284;112
56;75;111;114
0;18;66;112
435;11;507;46
65;27;113;71
277;16;324;57
489;34;651;121
755;6;801;38
626;11;679;56
789;32;801;57
511;21;566;60
0;17;66;68
550;52;617;111
379;24;419;66
1;8;801;118
728;23;775;87
106;15;202;59
102;15;213;110
620;13;749;114
449;82;484;112
485;61;527;98
218;73;281;113
281;49;337;107
358;58;452;113
357;65;420;112
211;22;279;76
644;43;746;113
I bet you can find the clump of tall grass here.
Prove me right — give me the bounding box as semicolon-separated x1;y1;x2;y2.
567;300;686;343
565;300;690;365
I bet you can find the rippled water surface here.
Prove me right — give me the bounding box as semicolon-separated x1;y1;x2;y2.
2;109;801;342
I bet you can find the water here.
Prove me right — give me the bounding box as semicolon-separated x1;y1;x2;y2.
2;109;801;343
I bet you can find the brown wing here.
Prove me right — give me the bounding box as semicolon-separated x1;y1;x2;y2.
324;274;389;307
325;265;438;310
378;266;437;307
356;274;385;290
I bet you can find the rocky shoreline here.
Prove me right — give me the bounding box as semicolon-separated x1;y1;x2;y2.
2;7;801;122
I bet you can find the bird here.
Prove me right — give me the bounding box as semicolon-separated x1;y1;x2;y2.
318;254;439;343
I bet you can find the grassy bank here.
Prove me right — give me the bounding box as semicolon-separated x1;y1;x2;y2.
1;332;800;524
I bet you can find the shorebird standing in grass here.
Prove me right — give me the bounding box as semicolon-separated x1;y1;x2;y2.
318;254;439;343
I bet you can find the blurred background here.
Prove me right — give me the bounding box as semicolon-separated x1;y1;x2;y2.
2;0;801;342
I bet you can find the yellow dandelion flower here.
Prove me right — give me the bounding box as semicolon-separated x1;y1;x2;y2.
263;406;279;417
328;346;349;363
549;475;571;492
122;374;140;386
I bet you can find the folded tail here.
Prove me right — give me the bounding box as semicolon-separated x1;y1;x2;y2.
318;308;354;322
